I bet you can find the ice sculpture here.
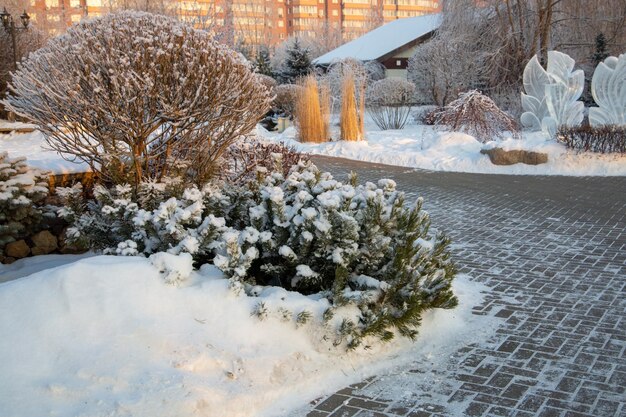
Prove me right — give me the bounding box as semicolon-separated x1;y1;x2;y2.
590;54;626;127
521;51;585;137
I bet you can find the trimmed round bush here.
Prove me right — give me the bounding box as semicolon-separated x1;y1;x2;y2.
4;11;272;186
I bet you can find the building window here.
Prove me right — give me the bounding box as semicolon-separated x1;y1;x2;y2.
332;10;338;16
278;20;284;27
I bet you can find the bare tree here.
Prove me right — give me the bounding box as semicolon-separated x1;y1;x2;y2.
410;0;625;111
0;1;46;118
4;11;272;186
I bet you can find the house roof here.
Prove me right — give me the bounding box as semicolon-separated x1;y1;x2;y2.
313;13;442;66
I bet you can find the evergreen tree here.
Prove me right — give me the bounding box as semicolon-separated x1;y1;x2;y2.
255;47;273;77
282;38;312;83
592;33;609;67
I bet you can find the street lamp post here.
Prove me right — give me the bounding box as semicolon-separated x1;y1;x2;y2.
0;8;31;71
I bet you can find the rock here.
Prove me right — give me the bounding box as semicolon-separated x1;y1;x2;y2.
481;148;548;165
0;256;16;264
30;230;58;255
5;240;30;258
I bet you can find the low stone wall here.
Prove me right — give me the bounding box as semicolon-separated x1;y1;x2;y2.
0;171;93;264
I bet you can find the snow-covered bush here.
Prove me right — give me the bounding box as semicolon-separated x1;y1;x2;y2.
60;159;457;349
556;125;626;154
57;180;228;264
273;84;304;116
256;74;277;97
430;90;519;142
220;137;310;185
367;79;416;130
0;152;49;250
3;11;272;186
215;162;458;348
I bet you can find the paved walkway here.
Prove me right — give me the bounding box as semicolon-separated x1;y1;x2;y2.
305;156;626;417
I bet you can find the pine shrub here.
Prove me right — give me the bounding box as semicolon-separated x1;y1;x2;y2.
214;162;458;348
60;159;458;349
556;125;626;154
0;152;49;251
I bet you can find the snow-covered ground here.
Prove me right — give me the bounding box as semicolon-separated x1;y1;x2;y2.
0;129;90;174
2;121;625;176
0;254;497;417
259;124;626;177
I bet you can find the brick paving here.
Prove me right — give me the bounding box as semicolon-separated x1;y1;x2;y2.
304;156;626;417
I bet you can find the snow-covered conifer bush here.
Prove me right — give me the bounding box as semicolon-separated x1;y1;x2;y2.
3;11;272;186
0;152;49;251
214;161;458;348
60;158;457;349
278;38;312;84
431;90;519;142
367;79;416;130
57;179;230;264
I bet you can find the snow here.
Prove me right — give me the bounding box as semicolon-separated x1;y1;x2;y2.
3;121;623;177
313;14;442;65
258;123;626;176
0;129;90;174
0;255;496;417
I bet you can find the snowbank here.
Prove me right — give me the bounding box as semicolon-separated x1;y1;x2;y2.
0;129;90;174
3;123;625;176
259;124;626;176
0;255;495;417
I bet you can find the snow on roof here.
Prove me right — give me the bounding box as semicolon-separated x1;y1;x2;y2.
313;13;441;65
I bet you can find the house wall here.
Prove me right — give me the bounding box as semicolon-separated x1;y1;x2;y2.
382;43;419;79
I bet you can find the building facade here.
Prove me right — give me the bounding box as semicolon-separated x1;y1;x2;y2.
23;0;440;46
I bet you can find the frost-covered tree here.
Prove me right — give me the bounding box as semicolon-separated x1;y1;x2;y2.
0;152;49;251
279;38;312;84
254;46;274;77
0;14;45;118
3;11;272;186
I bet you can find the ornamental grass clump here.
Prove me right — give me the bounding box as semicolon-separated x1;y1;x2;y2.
295;75;329;143
3;11;272;186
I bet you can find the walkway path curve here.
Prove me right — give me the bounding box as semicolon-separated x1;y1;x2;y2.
304;156;626;417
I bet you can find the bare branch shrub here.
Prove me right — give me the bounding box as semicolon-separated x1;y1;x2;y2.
367;78;416;130
273;84;304;116
557;125;626;154
220;137;311;184
3;11;271;186
431;90;519;142
295;75;329;143
255;74;277;97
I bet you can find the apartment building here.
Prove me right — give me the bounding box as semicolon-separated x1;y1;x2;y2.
22;0;440;46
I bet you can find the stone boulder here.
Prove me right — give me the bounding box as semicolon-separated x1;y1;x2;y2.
481;148;548;166
5;240;30;259
30;230;58;256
